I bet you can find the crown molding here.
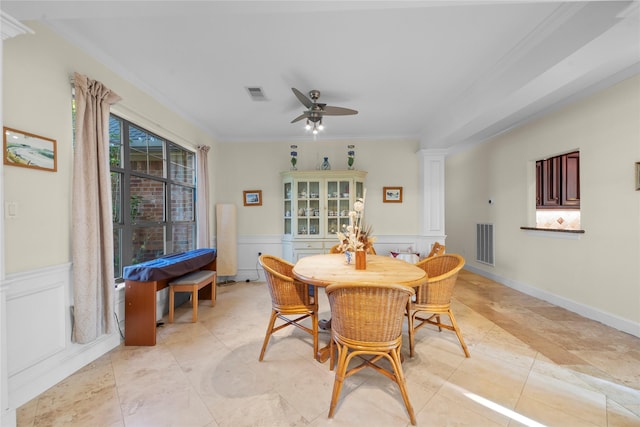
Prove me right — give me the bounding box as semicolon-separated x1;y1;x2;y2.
1;11;34;41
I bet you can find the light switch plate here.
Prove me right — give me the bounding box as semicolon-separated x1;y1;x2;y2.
5;202;18;219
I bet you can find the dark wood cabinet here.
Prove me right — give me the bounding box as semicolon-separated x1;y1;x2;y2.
536;151;579;209
535;161;543;206
542;156;561;207
562;151;580;206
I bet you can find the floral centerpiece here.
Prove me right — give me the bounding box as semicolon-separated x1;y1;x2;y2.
336;190;376;262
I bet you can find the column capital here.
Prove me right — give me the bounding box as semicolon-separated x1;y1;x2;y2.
417;148;449;158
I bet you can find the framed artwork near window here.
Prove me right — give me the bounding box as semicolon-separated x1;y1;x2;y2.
243;190;262;206
383;186;403;203
3;127;57;172
636;162;640;191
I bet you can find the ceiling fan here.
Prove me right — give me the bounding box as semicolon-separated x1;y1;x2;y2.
290;88;358;134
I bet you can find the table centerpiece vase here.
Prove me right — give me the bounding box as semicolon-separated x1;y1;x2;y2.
355;250;366;270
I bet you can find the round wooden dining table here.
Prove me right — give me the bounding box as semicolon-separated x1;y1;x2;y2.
292;253;427;362
293;253;427;288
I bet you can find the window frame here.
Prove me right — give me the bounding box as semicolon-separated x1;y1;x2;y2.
110;114;197;280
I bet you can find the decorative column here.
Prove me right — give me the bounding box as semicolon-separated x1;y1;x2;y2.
417;149;447;254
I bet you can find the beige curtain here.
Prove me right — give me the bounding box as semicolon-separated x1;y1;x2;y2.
71;73;121;344
196;145;211;248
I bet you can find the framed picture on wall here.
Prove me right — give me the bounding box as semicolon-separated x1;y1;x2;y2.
243;190;262;206
3;127;57;172
383;186;403;203
636;162;640;191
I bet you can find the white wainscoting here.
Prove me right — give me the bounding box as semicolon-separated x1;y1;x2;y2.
213;234;283;283
2;263;121;409
214;234;445;282
228;234;446;279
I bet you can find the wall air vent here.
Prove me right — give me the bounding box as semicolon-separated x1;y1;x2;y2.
245;86;267;101
476;223;495;266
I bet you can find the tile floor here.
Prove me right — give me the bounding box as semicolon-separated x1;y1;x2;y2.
17;270;640;426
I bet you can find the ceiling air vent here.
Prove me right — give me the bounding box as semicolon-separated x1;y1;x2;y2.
245;86;267;101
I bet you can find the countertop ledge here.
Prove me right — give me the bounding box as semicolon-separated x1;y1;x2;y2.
520;227;585;234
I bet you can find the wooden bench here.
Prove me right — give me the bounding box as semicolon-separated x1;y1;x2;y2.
168;270;217;323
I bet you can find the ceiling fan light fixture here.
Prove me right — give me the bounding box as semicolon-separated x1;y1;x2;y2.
291;87;358;136
306;118;323;134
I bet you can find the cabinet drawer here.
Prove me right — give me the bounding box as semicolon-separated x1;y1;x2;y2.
293;241;324;250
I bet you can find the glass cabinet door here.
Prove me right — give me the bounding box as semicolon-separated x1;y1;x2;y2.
356;181;364;199
296;180;321;236
327;179;352;235
283;181;292;235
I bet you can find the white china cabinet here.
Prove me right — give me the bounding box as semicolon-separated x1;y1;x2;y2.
281;170;367;261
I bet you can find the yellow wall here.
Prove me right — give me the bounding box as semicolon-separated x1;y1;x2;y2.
445;74;640;324
3;22;217;273
214;138;421;236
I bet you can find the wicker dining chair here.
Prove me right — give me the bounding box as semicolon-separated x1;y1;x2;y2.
258;255;318;361
426;241;445;258
329;243;377;255
326;282;417;425
408;253;468;357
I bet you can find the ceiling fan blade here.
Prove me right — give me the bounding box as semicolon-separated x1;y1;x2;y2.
291;112;309;123
322;106;358;116
292;88;313;108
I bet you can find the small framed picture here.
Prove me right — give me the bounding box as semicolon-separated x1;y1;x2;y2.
243;190;262;206
3;127;57;172
636;162;640;191
383;186;403;203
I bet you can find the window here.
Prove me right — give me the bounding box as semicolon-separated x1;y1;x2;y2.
109;115;197;278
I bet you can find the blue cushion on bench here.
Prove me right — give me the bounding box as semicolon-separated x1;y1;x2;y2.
123;248;216;282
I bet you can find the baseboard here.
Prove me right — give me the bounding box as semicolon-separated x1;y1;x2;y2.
9;332;121;409
464;265;640;338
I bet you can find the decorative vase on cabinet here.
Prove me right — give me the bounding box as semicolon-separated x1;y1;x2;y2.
321;157;331;170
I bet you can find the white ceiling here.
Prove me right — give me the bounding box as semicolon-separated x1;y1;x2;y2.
3;1;640;151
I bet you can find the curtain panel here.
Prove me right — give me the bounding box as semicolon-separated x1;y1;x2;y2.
196;145;211;248
71;72;121;343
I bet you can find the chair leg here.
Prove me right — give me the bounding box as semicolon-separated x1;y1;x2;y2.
329;334;336;371
328;343;348;419
408;311;416;357
388;347;417;426
259;310;278;361
448;310;470;357
312;312;319;360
